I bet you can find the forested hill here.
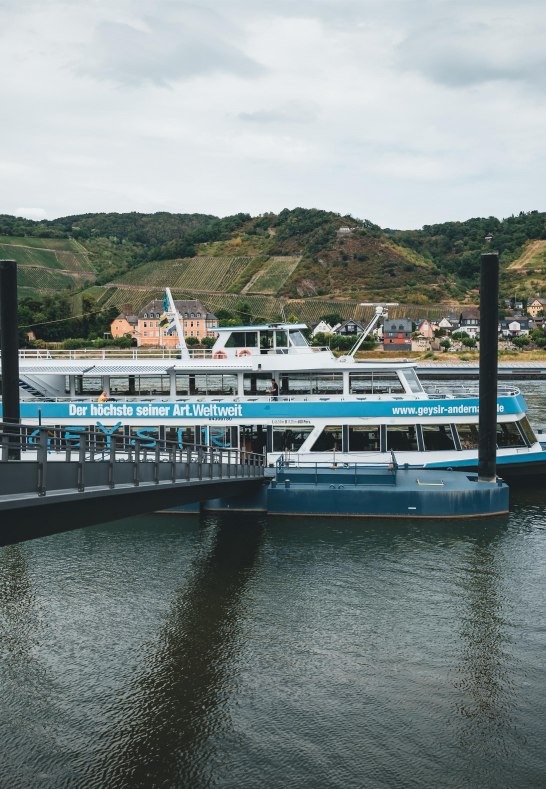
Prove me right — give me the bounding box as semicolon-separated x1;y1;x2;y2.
387;211;546;290
1;208;545;314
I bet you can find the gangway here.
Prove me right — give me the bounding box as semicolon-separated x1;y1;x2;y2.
0;422;265;545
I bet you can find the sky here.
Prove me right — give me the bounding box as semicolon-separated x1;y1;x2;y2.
1;0;545;229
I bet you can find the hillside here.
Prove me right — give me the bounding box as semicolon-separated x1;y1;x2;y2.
2;207;546;333
388;210;546;300
0;235;96;298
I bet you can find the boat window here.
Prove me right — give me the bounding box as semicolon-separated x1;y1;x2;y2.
139;376;171;395
421;424;456;451
259;330;274;352
129;426;159;447
456;423;479;449
518;416;537;445
310;426;343;452
315;373;343;395
497;422;527;448
239;425;267;454
166;426;197;448
349;373;374;394
348;425;380;451
225;331;258;348
243;373;273;395
403;369;423;393
176;374;190;395
278;372;343;395
349;372;404;394
77;376;102;395
386;425;418;451
272;427;313;452
208;426;232;447
274;330;288;348
177;373;237;396
289;331;308;347
280;373;312;395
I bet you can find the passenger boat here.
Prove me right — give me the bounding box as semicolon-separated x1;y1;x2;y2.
3;309;546;483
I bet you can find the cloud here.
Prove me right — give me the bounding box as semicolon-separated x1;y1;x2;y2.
238;103;318;124
75;5;265;86
396;7;546;88
14;207;48;220
0;0;544;228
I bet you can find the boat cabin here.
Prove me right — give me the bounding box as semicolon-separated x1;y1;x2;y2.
211;324;316;357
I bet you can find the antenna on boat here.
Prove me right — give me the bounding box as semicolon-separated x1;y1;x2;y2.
341;303;398;359
164;288;190;360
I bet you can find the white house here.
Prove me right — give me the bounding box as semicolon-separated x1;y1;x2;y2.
311;321;334;336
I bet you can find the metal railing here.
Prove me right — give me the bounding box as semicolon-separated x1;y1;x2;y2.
18;346;332;361
274;450;399;486
18;348;214;360
0;421;264;497
424;383;520;399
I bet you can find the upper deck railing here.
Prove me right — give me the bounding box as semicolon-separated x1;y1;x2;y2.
18;346;331;361
424;383;520;398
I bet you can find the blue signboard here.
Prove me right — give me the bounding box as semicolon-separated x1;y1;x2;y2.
0;394;527;421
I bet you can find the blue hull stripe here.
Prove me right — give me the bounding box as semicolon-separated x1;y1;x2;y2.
424;450;546;468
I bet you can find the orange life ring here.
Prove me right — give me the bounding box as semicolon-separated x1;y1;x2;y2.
237;349;251;357
213;350;227;359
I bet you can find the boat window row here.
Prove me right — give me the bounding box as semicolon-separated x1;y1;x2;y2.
274;419;534;453
23;417;536;456
66;370;413;396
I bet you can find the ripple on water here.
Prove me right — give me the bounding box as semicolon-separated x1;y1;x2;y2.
0;452;546;788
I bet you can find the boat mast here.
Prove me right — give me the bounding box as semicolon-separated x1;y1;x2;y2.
345;303;398;358
165;287;190;360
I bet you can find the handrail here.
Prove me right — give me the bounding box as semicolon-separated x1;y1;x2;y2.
274;454;399;485
0;420;265;495
17;346;333;360
18;348;215;360
424;382;520;398
275;452;399;471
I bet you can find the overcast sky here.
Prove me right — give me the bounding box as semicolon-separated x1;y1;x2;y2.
1;0;545;229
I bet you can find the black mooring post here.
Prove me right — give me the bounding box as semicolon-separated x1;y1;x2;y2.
0;259;21;459
478;252;499;482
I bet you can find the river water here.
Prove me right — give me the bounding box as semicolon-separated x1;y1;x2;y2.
2;382;546;789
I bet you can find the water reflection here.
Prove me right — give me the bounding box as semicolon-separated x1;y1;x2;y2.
0;545;43;663
96;515;264;789
453;525;519;766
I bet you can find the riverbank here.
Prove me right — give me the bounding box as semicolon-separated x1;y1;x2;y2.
355;349;546;362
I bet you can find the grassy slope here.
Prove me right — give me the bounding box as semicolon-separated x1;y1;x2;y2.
0;236;97;292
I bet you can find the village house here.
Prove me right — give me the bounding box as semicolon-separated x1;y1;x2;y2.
311;320;334;336
459;310;480;338
110;305;138;341
499;318;532;338
383;318;412;352
415;318;435;340
527;298;546;317
438;314;460;333
334;320;367;336
112;299;218;348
